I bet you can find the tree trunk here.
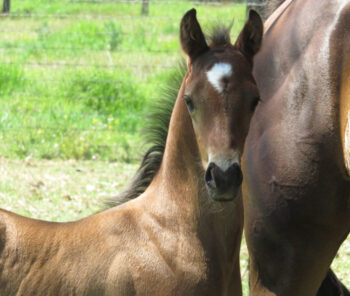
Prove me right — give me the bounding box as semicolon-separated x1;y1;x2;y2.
141;0;149;16
3;0;10;13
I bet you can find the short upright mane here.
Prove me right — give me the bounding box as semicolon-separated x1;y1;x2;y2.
106;25;233;208
208;25;232;47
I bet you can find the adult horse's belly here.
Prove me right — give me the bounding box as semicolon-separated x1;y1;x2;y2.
242;96;350;295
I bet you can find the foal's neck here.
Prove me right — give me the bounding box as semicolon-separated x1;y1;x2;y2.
152;83;203;195
145;81;226;221
161;90;202;188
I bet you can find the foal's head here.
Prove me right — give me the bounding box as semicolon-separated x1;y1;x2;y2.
180;9;263;201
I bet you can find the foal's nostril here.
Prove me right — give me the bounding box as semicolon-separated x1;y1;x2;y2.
228;163;243;187
205;163;218;189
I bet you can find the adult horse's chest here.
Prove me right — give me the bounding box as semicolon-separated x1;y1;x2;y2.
244;77;347;225
244;6;346;222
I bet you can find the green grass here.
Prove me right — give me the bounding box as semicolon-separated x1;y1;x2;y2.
0;0;246;161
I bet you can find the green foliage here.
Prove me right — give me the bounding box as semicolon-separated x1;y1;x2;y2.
33;22;110;55
105;22;123;51
64;69;142;114
0;64;25;95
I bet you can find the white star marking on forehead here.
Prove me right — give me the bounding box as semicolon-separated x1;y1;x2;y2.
206;63;232;94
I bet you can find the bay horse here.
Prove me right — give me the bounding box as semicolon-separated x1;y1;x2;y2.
0;9;263;295
242;0;350;295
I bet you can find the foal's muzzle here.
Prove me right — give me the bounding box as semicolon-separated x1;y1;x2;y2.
205;162;243;201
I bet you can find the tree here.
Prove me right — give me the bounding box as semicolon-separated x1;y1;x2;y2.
3;0;10;13
141;0;149;16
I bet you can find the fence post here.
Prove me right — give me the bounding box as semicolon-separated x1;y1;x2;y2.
3;0;10;13
141;0;149;16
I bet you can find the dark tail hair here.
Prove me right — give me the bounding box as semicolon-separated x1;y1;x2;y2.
316;269;350;296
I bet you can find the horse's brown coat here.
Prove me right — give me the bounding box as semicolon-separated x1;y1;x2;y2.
243;0;350;295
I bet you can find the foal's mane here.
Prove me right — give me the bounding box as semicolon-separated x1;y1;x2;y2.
106;26;232;207
105;64;185;207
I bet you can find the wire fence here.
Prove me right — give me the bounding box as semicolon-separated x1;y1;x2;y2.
0;13;250;19
0;61;174;69
3;0;266;5
0;0;267;160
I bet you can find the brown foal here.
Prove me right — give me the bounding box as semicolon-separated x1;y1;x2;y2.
0;9;263;295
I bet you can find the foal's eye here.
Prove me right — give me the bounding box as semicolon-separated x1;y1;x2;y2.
251;96;260;112
184;95;194;112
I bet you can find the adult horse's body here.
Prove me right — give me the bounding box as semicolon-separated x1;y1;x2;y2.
0;10;263;295
243;0;350;295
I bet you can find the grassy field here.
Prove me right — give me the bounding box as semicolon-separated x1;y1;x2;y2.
0;0;246;161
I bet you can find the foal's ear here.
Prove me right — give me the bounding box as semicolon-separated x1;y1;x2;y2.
235;10;263;61
180;9;209;63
